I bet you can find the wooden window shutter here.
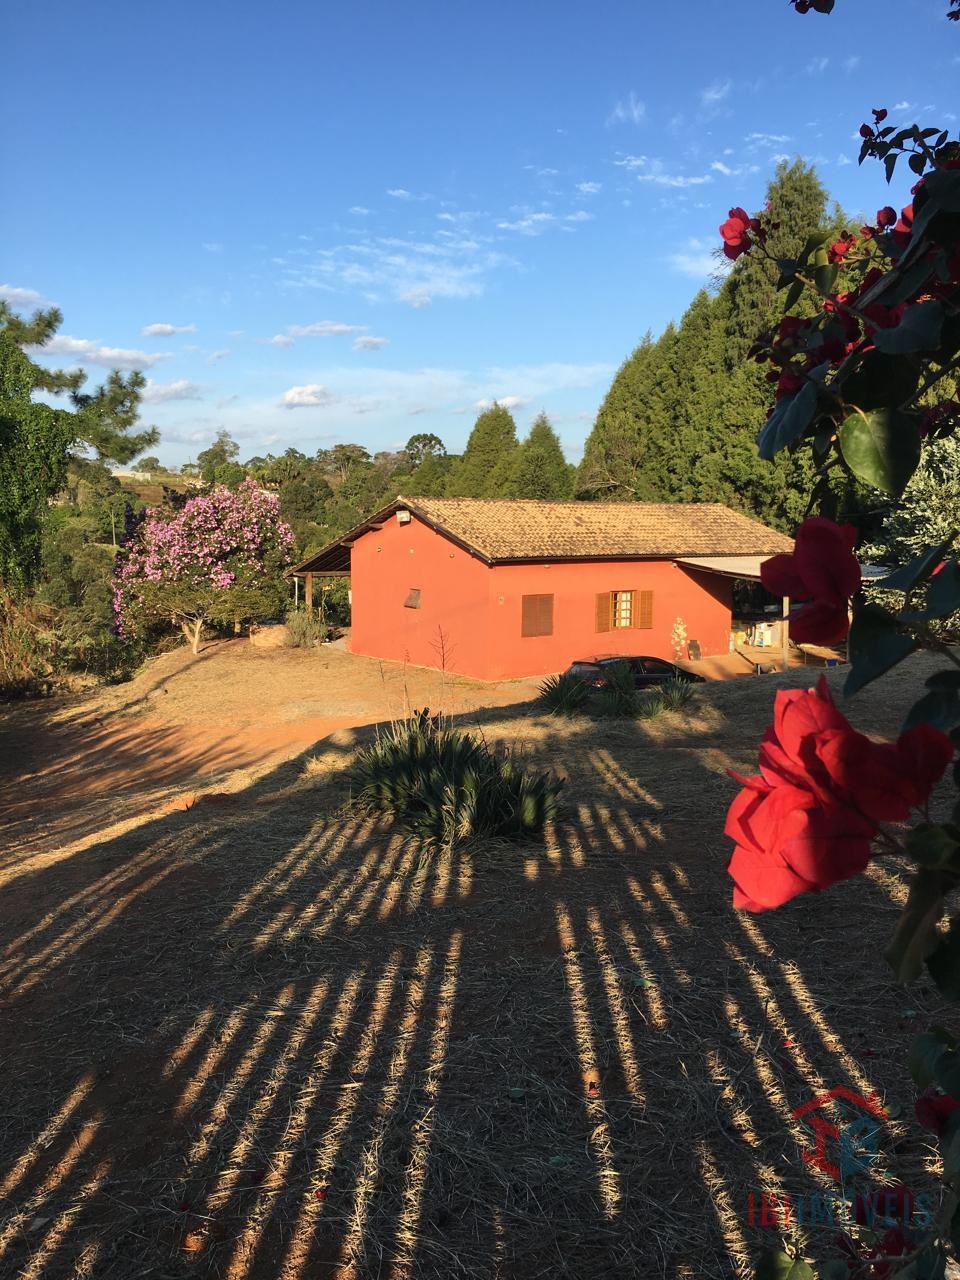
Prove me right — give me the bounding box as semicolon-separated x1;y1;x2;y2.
404;588;421;609
595;591;612;633
636;589;654;629
521;593;554;637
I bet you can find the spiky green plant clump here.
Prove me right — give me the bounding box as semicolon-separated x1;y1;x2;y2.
538;673;589;716
350;714;563;846
659;677;697;712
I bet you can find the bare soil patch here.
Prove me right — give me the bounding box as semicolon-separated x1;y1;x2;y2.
0;646;956;1279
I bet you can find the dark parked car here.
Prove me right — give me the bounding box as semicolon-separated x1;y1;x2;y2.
564;655;705;690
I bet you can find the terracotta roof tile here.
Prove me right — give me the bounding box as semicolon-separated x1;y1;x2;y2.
292;497;793;574
404;497;793;562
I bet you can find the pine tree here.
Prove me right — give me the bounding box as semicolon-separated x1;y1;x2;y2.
578;159;840;529
0;302;155;590
577;325;687;501
445;403;519;497
723;159;831;366
505;413;573;499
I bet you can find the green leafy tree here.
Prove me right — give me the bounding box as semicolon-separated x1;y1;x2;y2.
404;432;446;468
446;403;519;497
406;451;453;497
196;430;240;485
0;303;153;591
505;413;573;499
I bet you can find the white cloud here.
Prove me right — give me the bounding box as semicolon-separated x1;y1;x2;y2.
262;334;295;347
207;349;230;363
607;92;646;126
141;322;196;336
745;132;791;146
0;284;46;308
349;206;371;215
843;55;861;73
141;378;203;403
710;160;760;177
353;335;389;351
893;100;915;112
496;211;555;235
202;242;224;253
669;237;728;279
474;395;530;411
614;155;711;187
576;181;602;194
806;56;830;75
278;229;512;308
386;188;432;201
565;210;594;223
36;335;172;370
289;320;365;337
401;287;433;308
700;80;731;108
281;383;336;409
640;171;711;188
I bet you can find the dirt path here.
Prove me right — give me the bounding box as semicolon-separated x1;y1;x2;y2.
0;639;542;859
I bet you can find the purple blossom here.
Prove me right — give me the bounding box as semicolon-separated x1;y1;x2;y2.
113;478;294;638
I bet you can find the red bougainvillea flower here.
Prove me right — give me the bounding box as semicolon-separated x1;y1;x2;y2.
725;678;953;911
828;230;856;264
877;205;897;228
872;107;888;123
761;518;861;644
916;1087;960;1136
719;207;753;260
725;773;875;910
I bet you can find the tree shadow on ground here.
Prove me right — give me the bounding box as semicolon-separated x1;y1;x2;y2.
0;688;946;1280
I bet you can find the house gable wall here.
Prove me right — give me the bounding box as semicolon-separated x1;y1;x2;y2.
349;511;493;677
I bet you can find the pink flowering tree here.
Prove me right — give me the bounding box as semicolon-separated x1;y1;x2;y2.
719;7;960;1274
113;478;295;654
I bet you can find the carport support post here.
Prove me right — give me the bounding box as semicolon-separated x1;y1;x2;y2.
781;596;790;672
305;572;314;614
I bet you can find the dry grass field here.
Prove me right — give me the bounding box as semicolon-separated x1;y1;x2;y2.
1;641;956;1279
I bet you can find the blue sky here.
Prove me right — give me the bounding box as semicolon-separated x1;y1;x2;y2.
5;0;957;466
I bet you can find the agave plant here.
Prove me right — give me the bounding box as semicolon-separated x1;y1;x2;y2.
538;672;589;716
350;715;563;846
658;677;697;712
592;660;640;718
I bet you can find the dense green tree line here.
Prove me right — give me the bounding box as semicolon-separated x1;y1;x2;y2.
576;160;848;530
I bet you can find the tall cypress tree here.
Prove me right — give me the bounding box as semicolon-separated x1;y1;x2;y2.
577;329;687;500
445;403;519;497
578;159;840;530
722;158;831;366
505;413;573;499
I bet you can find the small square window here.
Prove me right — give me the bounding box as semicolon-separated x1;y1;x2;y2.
612;590;634;629
521;593;554;637
404;588;421;609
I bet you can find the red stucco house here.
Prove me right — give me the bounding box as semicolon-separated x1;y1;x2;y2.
291;497;793;681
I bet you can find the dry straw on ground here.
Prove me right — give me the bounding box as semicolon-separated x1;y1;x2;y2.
0;648;956;1279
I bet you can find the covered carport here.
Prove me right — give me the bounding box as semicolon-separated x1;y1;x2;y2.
289;541;351;613
676;554;793;673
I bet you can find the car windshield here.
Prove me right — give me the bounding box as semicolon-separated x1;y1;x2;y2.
569;662;601;677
